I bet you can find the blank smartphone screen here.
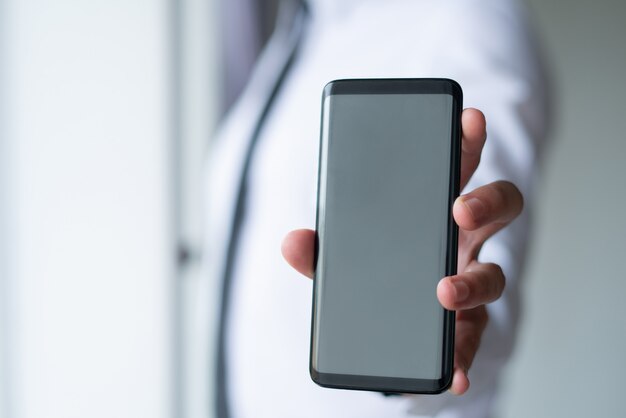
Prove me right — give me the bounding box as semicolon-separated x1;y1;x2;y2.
313;90;454;381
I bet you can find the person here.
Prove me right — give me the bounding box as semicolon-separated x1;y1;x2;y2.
205;0;550;416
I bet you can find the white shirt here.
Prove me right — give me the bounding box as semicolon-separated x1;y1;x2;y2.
205;0;550;416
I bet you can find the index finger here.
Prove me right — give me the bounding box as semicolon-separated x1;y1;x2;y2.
460;108;487;190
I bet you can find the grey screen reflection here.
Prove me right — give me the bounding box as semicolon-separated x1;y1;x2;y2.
316;93;453;379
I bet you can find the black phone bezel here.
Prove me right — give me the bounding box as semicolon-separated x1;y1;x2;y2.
310;78;463;395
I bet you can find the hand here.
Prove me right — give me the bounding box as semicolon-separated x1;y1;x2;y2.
281;108;523;395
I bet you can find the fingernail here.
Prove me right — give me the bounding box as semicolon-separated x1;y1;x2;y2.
452;280;469;302
462;197;486;223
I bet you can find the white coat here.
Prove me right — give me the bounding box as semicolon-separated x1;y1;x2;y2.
205;0;550;416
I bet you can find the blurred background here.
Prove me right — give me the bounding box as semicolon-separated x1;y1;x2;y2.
0;1;624;418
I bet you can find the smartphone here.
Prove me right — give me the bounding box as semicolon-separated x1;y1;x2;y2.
310;78;462;394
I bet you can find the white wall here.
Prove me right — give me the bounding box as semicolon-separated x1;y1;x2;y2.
0;0;11;413
1;1;174;417
496;1;626;417
174;1;220;417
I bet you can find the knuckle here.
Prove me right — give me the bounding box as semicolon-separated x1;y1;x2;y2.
491;181;511;207
484;263;506;299
494;180;524;214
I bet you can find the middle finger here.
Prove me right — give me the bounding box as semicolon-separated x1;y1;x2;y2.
437;260;506;311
